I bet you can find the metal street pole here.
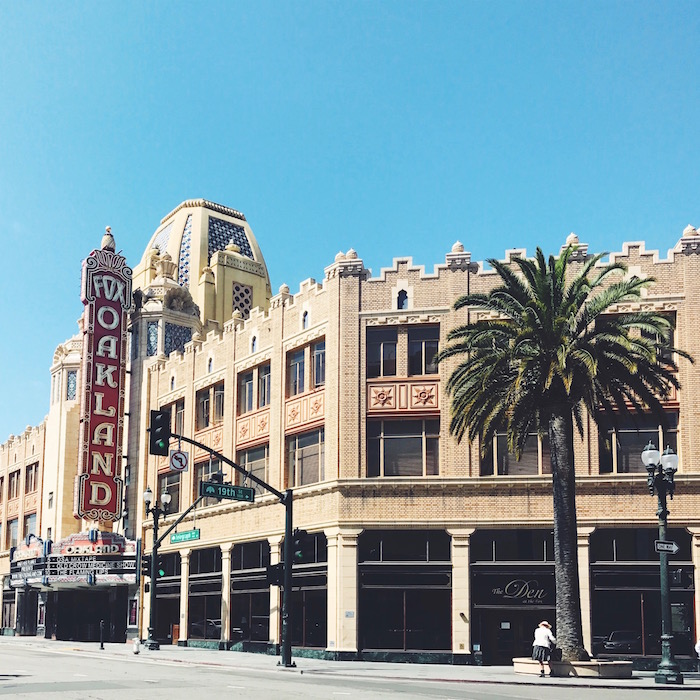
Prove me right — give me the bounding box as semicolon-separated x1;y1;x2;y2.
146;507;160;651
644;443;683;685
280;489;295;668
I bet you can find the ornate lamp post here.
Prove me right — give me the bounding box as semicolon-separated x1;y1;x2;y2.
143;486;171;651
641;442;683;685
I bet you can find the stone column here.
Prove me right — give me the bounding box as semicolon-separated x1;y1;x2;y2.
178;549;191;644
269;535;283;646
220;543;233;643
577;527;595;653
447;528;474;657
326;527;362;654
689;527;700;642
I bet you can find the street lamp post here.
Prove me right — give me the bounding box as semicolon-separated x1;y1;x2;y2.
143;486;171;651
641;442;683;685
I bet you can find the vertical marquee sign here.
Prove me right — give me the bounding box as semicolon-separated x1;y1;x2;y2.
74;228;132;522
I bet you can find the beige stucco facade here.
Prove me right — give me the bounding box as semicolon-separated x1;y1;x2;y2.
2;200;700;664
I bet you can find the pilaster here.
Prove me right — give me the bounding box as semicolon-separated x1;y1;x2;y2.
269;534;283;645
447;528;475;655
220;543;233;642
179;548;191;642
577;527;595;653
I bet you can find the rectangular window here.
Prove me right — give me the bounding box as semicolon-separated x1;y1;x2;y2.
195;459;222;505
480;432;548;476
0;477;4;503
175;399;185;435
367;420;439;477
258;364;271;408
598;412;678;474
8;519;18;549
23;513;37;539
313;341;325;387
48;491;53;509
25;463;39;493
196;388;210;430
408;326;439;376
8;471;20;499
641;311;675;365
287;349;305;396
213;382;225;423
158;472;181;513
47;527;52;541
367;328;397;378
66;370;77;401
238;372;254;414
237;444;269;495
287;429;324;487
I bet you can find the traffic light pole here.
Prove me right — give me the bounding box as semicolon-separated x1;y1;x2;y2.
145;499;164;650
281;489;294;668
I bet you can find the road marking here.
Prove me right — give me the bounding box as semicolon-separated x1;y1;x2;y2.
73;673;88;677
227;686;246;689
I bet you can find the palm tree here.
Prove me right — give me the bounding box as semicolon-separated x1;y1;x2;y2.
438;246;691;661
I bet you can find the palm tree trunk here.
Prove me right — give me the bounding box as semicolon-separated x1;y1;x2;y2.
548;406;590;661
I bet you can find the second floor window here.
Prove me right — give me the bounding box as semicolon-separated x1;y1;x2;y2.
480;432;550;476
367;419;439;477
237;444;269;495
25;463;39;493
213;382;225;423
8;519;18;549
195;458;222;506
23;512;37;539
287;428;324;487
8;470;20;499
367;328;397;378
158;472;181;513
313;341;325;387
175;399;185;435
288;349;305;396
408;326;439;375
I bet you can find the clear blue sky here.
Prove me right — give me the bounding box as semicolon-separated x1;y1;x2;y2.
1;1;698;440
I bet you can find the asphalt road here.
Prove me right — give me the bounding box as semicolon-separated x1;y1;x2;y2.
2;643;698;700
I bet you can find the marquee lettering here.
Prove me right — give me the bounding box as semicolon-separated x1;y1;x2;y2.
92;422;115;447
94;363;117;388
96;335;118;359
90;482;112;506
503;579;547;601
96;306;119;330
92;275;126;304
91;452;113;476
93;392;116;417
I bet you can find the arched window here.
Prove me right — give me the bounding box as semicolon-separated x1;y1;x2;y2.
251;336;257;353
302;311;309;329
397;290;409;310
208;358;213;373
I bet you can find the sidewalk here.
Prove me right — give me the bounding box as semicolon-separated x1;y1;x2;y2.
2;635;700;691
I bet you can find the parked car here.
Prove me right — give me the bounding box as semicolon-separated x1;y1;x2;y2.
603;630;642;654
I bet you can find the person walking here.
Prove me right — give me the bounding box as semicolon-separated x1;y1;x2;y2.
532;620;556;677
694;637;700;672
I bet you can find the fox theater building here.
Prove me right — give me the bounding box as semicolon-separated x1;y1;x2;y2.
1;199;700;668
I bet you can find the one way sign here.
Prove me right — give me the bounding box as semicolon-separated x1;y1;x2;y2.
655;540;679;554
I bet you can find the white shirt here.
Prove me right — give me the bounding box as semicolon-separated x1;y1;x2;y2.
533;626;556;648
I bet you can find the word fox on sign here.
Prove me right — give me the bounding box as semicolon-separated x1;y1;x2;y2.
74;231;132;522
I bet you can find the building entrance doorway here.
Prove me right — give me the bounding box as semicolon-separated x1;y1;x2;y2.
475;609;549;665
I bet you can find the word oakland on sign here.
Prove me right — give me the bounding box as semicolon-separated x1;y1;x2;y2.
74;229;132;522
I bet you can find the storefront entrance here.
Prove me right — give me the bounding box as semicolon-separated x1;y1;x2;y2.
475;608;548;665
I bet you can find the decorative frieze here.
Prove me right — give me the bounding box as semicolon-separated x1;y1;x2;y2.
367;380;440;413
236;408;271;446
285;391;325;431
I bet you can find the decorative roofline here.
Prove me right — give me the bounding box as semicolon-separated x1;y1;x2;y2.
160;199;247;225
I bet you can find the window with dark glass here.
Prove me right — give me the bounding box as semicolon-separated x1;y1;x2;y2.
23;513;37;538
313;341;325;387
598;412;678;474
175;399;185;435
258;364;271;408
238;372;254;414
287;429;324;487
237;444;268;495
213;382;224;423
480;432;548;476
367;328;397;378
8;519;18;548
158;472;181;513
188;548;222;641
287;349;305;396
8;471;20;499
195;458;222;505
25;463;39;493
367;419;439;477
408;326;439;375
196;388;210;430
231;541;271;644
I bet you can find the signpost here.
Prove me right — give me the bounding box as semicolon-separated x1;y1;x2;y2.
655;540;679;555
170;529;200;544
199;481;255;502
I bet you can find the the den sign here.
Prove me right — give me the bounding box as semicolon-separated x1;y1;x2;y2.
74;228;132;523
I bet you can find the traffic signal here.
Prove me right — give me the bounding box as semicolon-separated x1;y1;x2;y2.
156;557;166;578
292;528;308;563
149;409;171;456
266;562;284;587
141;555;151;578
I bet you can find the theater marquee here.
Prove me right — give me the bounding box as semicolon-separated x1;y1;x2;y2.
74;228;132;522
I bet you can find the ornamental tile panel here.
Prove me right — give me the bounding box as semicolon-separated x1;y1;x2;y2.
178;215;193;287
236;408;271;446
208;217;253;261
367;380;439;413
7;499;18;517
24;493;38;511
285;391;325;431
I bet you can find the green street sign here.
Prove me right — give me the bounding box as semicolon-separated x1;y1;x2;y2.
199;481;255;502
170;529;200;544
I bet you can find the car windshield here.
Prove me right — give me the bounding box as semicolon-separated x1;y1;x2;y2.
609;631;637;641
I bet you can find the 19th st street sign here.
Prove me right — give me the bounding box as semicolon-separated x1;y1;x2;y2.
199;481;255;502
